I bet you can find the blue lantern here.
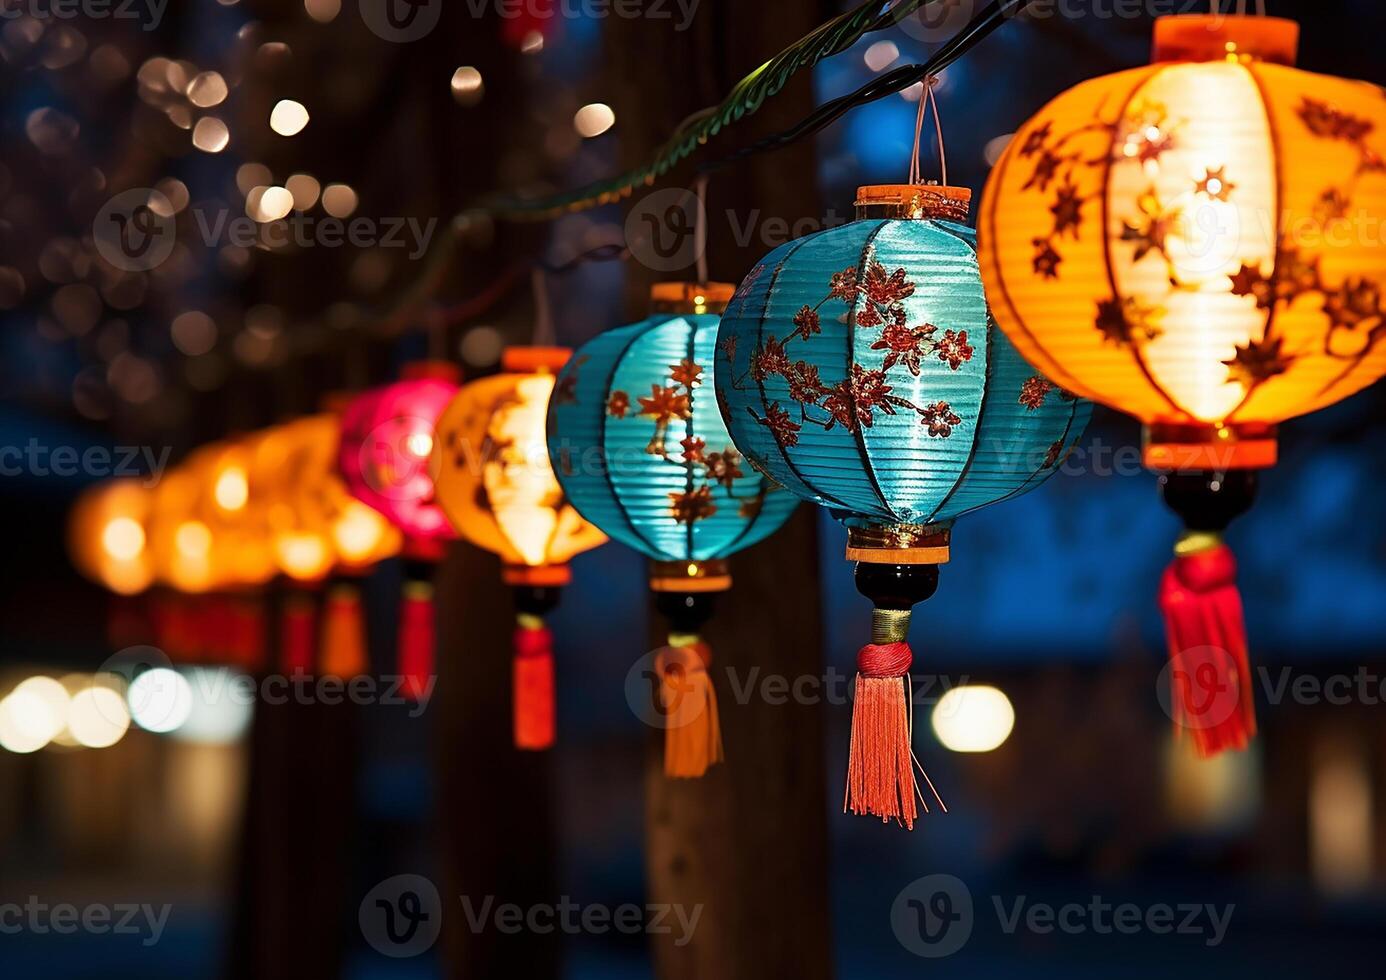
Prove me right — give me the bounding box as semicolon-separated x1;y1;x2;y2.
547;282;799;777
716;184;1092;826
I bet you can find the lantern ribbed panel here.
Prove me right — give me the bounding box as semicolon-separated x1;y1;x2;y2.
716;218;1089;527
547;314;797;563
980;50;1386;430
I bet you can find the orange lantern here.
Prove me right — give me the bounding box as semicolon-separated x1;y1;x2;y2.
68;479;155;597
433;346;607;749
980;13;1386;755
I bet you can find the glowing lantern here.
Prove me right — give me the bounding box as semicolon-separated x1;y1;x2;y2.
68;479;155;596
433;346;607;749
979;13;1386;755
548;283;800;777
339;363;461;696
717;186;1090;826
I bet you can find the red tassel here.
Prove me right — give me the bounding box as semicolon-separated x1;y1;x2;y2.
230;597;268;673
513;616;555;750
1160;540;1256;756
321;585;369;679
280;593;318;675
398;582;435;701
657;639;723;778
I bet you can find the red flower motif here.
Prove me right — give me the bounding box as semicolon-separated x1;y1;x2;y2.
680;436;706;463
669;358;703;388
1299;97;1374;142
871;323;935;376
703;449;743;490
606;390;630;418
750;336;790;381
637;384;691;422
1019;121;1052;159
854;300;883;329
862;262;915;306
829;267;859;302
759;402;801;448
919;401;962;438
792;305;821;341
935;329;974;370
1044;440;1065;468
823;365;894;433
786;360;827;404
1019;376;1055;410
670;486;717;525
1032;239;1062;279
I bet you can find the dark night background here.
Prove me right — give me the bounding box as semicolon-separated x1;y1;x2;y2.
3;1;1386;977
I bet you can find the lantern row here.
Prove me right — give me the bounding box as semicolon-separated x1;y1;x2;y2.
69;13;1386;829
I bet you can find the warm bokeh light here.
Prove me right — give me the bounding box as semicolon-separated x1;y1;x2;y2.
192;116;230;152
102;516;146;562
573;103;615;138
172;668;254;745
451;66;483;106
270;99;310;137
67;685;131;749
931;686;1016;753
214;466;250;513
321;183;358;218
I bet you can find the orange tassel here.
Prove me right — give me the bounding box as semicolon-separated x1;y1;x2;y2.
513;615;555;750
657;637;723;778
320;584;369;679
844;608;946;828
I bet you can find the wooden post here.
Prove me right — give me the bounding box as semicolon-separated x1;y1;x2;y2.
606;3;837;977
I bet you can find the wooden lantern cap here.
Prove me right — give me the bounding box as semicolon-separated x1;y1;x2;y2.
855;184;972;221
1152;15;1299;66
1142;422;1279;472
503;563;572;587
402;360;462;384
502;346;571;374
649;282;735;315
845;524;952;565
649;559;732;593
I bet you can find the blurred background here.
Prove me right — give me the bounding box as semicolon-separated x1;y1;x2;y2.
3;1;1386;977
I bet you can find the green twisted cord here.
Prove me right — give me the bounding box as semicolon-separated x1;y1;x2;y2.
482;0;932;218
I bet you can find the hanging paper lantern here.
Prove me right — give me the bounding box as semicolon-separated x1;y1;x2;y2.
433;346;608;749
978;13;1386;755
339;363;461;697
548;283;800;777
69;479;156;596
717;186;1091;826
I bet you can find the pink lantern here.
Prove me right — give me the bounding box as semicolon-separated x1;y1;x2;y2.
337;362;460;700
338;363;461;546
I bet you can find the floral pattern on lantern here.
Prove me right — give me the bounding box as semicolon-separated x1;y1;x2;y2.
547;298;797;571
978;14;1386;466
717;193;1090;538
433;348;606;578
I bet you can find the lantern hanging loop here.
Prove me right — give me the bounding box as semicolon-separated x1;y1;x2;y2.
1211;0;1266;16
693;173;709;286
908;75;948;188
